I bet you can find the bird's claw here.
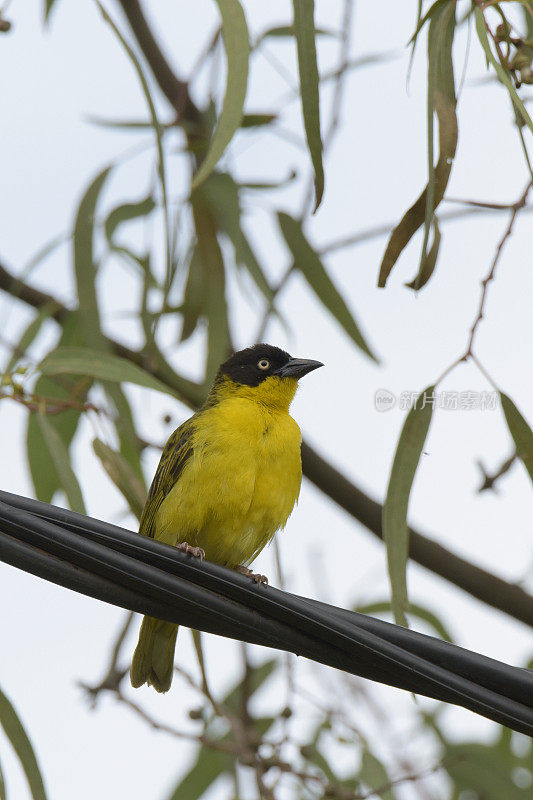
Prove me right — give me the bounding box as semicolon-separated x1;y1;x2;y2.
236;565;268;585
176;542;205;560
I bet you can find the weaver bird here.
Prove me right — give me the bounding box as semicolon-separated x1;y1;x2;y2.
131;344;323;692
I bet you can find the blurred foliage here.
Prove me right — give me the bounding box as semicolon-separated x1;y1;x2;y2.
1;0;533;798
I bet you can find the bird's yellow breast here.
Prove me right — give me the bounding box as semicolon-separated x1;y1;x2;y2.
155;384;302;568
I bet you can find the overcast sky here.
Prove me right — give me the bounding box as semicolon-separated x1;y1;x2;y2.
1;2;532;799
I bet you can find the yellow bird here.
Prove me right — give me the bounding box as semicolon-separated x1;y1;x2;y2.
130;344;322;692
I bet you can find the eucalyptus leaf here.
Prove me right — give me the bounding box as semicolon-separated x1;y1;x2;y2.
405;216;441;290
500;393;533;484
190;189;232;385
382;386;435;626
104;197;155;243
0;686;47;800
191;0;249;190
26;313;91;504
39;347;178;398
379;3;457;287
278;212;377;360
240;113;277;128
97;3;171;284
73;166;111;347
359;749;395;800
93;438;146;519
293;0;324;211
475;8;533;134
201;172;273;301
5;301;61;375
37;411;86;514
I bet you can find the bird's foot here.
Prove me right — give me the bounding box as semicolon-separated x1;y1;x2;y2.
236;565;268;585
176;541;205;560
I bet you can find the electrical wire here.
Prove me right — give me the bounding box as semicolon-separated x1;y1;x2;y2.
0;490;532;735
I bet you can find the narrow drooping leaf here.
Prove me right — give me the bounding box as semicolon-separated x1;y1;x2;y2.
221;658;277;713
382;386;434;626
190;188;232;384
240;113;277;128
0;755;5;800
475;8;533;135
405;216;441;290
278;213;377;360
293;0;324;211
37;411;86;514
359;749;396;800
166;744;233;800
356;600;453;642
379;3;457;287
73;166;111;347
500;393;533;484
97;3;172;285
201;172;273;300
255;24;336;45
191;0;249;190
26;313;92;504
93;439;146;519
39;347;178;398
0;686;47;800
104;197;156;243
5;301;61;374
44;0;58;23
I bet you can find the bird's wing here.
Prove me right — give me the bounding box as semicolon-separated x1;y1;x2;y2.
138;418;195;539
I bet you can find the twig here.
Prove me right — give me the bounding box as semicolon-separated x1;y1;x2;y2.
477;453;517;493
79;612;134;707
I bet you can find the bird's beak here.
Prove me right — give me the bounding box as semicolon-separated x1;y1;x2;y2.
276;358;324;380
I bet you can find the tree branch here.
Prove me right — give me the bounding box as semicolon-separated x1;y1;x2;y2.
2;259;532;628
115;0;203;127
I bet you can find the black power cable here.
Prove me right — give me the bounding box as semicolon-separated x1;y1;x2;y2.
0;490;532;735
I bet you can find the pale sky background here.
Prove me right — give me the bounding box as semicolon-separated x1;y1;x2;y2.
1;1;532;799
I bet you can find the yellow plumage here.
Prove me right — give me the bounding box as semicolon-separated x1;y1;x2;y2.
131;345;322;692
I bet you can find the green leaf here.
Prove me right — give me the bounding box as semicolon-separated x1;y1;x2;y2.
26;313;92;504
191;0;249;190
379;3;457;287
405;216;441;290
500;393;533;484
104;197;156;243
382;386;435;626
0;685;47;800
0;754;5;800
39;347;178;398
256;24;336;45
443;742;532;799
92;439;146;519
72;166;111;348
5;301;62;375
221;659;277;714
190;189;232;385
278;212;377;361
37;410;86;514
166;744;232;800
475;8;533;135
201;173;273;301
359;749;396;800
240;113;277;128
44;0;58;23
293;0;324;211
355;600;454;642
97;3;171;285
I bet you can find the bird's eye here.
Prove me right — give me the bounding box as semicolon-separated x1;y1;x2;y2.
257;359;270;370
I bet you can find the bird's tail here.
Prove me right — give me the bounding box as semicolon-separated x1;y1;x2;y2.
130;616;179;693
